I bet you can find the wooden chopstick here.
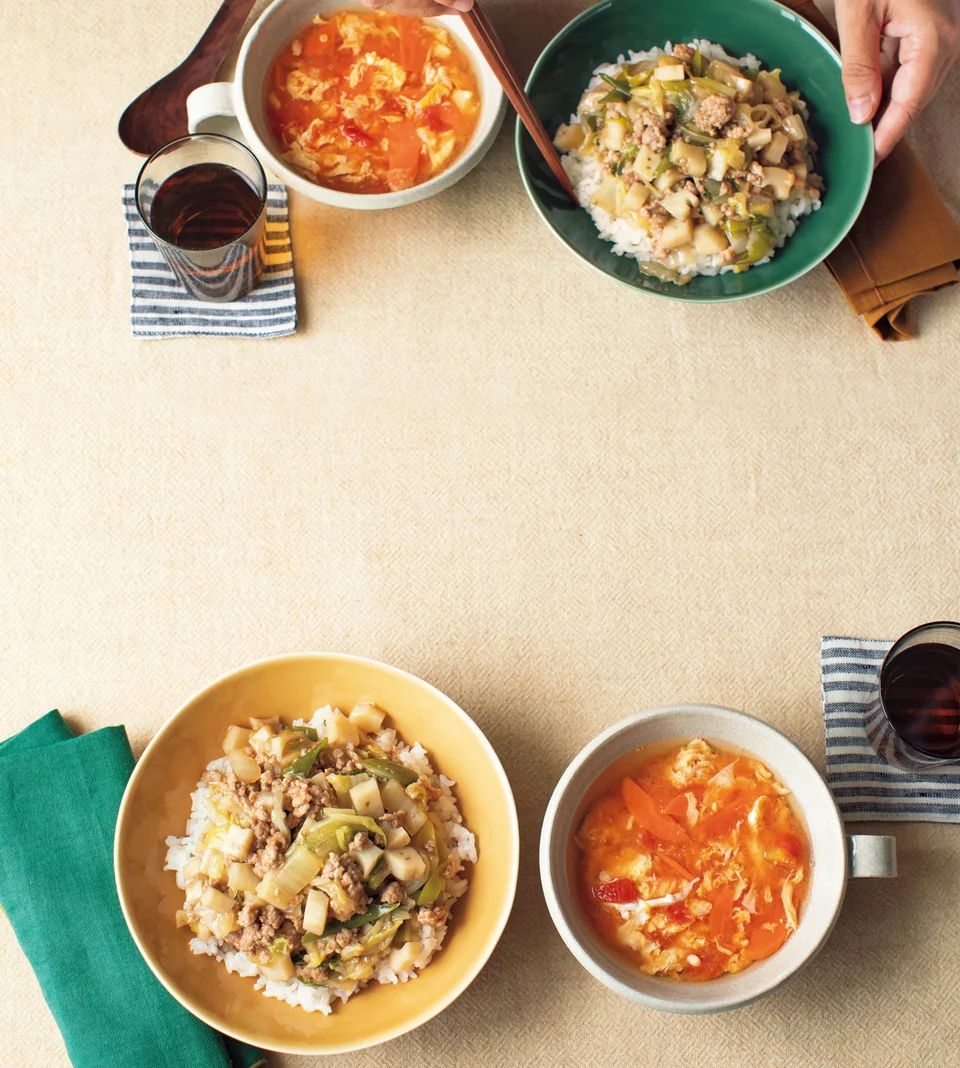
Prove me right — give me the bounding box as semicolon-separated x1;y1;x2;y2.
461;2;578;205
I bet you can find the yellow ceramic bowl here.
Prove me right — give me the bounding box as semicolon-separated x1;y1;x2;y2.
114;653;519;1055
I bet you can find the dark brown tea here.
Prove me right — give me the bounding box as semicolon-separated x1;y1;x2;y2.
149;163;263;249
881;642;960;757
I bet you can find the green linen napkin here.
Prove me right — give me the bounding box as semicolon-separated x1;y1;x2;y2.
0;711;266;1068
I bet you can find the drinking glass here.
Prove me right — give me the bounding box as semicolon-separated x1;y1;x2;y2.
135;133;267;302
866;621;960;769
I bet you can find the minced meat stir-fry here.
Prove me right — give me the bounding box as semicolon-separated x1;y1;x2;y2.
168;704;473;1008
554;41;824;284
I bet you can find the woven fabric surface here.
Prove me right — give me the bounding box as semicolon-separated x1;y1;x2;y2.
3;0;960;1064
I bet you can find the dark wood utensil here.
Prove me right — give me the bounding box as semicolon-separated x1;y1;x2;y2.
461;2;577;204
118;0;259;156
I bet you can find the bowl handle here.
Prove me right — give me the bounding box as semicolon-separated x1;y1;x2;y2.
186;82;242;141
847;834;898;878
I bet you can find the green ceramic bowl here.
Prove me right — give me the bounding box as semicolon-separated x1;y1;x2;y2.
516;0;874;302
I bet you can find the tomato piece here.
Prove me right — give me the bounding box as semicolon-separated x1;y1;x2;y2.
341;120;374;147
778;833;803;862
593;878;637;904
698;794;754;837
300;26;335;61
658;853;695;881
663;794;689;820
709;884;737;945
397;15;430;70
436;101;473;137
743;920;788;960
621;778;691;844
665;902;691;924
387;122;422;190
419;105;449;133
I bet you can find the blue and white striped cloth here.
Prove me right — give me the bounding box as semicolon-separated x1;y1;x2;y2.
821;636;960;821
122;183;296;339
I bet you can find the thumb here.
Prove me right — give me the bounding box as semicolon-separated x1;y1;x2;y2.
836;0;883;124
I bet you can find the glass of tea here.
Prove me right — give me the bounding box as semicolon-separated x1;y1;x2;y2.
135;133;267;302
866;622;960;768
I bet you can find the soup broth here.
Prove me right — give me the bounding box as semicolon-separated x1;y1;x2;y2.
575;738;810;981
266;9;481;194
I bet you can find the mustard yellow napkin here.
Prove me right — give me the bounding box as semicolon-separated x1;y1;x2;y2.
785;0;960;340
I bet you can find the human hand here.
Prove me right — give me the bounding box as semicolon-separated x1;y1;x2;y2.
361;0;473;14
837;0;960;161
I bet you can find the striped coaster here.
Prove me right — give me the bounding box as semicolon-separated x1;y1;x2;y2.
122;183;296;339
821;636;960;822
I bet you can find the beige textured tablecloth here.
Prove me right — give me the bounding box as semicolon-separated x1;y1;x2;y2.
3;0;960;1064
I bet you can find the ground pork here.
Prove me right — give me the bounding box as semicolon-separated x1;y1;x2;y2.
282;775;334;826
744;160;765;190
641;203;673;257
722;119;752;140
320;852;370;920
633;107;668;153
378;811;406;830
203;766;260;809
379;880;407;904
248;826;288;877
783;140;806;166
694;93;735;135
317;743;363;773
417;905;448;929
278;918;304;955
672;42;695;65
334;928;360;950
225;903;286;956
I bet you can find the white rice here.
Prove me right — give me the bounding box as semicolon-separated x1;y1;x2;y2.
164;706;476;1014
561;39;821;277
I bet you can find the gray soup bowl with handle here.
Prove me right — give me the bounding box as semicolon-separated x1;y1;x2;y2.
540;704;897;1013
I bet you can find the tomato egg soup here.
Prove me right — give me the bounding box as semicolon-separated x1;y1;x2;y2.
576;739;810;980
266;10;481;193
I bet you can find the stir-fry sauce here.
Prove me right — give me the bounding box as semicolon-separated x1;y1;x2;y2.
576;739;810;980
266;10;481;193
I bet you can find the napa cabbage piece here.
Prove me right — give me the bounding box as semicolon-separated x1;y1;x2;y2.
256;844;323;908
316;809;387;845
